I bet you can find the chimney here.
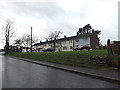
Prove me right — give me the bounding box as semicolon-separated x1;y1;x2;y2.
64;35;66;38
40;41;42;43
92;29;94;33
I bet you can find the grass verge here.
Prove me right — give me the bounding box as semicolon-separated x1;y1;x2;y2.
8;50;115;70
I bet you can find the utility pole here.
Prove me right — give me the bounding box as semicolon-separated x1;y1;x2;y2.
31;27;32;52
27;37;28;52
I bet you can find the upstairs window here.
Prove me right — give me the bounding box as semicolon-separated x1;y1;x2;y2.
69;40;72;43
75;39;79;42
62;41;66;44
83;37;88;41
44;44;46;46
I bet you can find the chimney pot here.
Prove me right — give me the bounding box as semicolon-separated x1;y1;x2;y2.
64;35;66;38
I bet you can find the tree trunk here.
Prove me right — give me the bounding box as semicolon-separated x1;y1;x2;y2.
53;41;56;52
5;41;9;55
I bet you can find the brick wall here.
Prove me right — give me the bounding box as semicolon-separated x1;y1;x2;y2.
90;33;99;49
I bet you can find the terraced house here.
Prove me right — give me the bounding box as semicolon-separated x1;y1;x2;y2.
33;29;100;51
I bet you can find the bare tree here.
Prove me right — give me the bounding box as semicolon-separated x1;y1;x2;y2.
45;30;63;51
14;38;23;46
46;31;63;41
14;33;38;52
21;34;38;47
77;24;92;35
83;24;92;33
2;19;16;54
77;24;101;35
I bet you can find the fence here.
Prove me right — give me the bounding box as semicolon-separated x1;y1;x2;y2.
107;39;120;56
107;39;120;68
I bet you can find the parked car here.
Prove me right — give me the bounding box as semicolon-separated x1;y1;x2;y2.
42;48;55;52
74;46;91;51
37;48;44;52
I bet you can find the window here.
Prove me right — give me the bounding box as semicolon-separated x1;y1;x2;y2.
69;40;72;43
83;37;88;41
75;39;79;42
70;46;73;50
62;41;66;44
63;46;67;50
44;44;46;46
76;45;79;47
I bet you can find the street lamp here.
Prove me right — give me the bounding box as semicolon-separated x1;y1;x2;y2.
27;35;30;52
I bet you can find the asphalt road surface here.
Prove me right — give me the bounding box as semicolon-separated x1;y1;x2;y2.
1;55;119;88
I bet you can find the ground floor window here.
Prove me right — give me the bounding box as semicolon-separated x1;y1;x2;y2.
75;45;79;47
70;46;73;50
63;46;67;50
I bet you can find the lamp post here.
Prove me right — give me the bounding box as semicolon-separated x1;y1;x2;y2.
27;35;30;52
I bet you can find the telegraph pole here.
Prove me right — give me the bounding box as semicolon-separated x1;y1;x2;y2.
31;27;32;52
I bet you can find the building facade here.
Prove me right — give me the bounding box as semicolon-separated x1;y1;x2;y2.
33;32;99;52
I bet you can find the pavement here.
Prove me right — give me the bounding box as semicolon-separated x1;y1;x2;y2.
9;56;120;83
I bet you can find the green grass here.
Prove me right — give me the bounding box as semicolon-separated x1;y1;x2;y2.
8;50;112;70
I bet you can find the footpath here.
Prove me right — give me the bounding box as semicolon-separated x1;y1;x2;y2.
9;56;120;83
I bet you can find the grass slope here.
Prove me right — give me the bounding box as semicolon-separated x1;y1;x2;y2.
9;50;111;70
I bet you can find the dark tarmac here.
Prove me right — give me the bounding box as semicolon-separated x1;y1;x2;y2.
1;55;119;88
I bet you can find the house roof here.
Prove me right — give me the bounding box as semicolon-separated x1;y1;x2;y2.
33;33;93;46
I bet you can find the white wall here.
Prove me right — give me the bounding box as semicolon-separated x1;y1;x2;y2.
61;40;73;51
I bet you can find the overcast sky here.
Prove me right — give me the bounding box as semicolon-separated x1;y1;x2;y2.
0;0;119;49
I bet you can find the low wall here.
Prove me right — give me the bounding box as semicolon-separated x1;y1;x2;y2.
107;39;120;68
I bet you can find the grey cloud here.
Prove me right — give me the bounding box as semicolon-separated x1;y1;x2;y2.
6;2;66;20
11;2;85;34
0;0;118;45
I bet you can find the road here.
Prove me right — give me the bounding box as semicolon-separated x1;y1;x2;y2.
1;55;119;88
